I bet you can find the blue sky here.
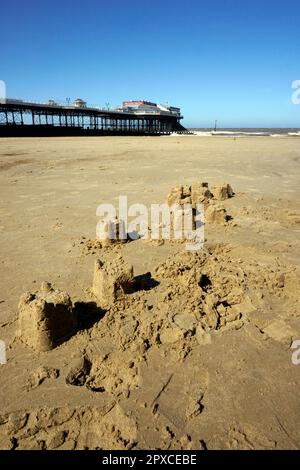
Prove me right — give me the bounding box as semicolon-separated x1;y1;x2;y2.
1;0;300;127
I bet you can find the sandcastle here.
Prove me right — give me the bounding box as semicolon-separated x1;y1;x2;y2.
166;182;213;208
166;181;233;225
211;183;234;201
167;181;234;207
205;204;228;224
17;282;76;352
92;258;134;308
96;218;127;247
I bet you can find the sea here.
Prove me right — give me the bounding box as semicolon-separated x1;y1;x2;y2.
187;128;300;137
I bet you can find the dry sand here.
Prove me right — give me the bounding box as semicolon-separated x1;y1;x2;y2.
0;135;300;450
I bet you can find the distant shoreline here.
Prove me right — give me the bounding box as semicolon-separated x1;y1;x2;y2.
184;128;300;137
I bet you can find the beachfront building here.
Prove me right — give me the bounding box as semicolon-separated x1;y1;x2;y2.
118;100;182;119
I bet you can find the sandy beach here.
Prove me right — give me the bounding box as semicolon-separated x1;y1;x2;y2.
0;135;300;449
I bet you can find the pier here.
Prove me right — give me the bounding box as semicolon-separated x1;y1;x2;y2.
0;98;187;137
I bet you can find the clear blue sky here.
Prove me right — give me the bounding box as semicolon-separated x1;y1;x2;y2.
2;0;300;127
